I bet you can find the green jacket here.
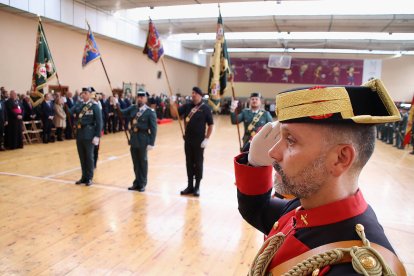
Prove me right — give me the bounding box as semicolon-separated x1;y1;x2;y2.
70;101;102;140
121;104;157;148
231;108;273;143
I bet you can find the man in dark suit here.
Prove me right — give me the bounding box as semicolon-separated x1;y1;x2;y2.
0;98;8;151
70;88;103;186
121;90;157;192
4;90;23;149
41;93;55;143
65;91;75;139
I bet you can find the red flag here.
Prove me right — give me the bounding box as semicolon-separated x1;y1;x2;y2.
143;19;164;63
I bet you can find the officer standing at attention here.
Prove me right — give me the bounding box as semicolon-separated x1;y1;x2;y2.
230;92;273;151
121;90;157;192
70;87;102;186
177;87;214;197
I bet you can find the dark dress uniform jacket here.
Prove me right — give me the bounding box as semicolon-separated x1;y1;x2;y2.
71;101;102;140
122;105;157;148
234;152;396;275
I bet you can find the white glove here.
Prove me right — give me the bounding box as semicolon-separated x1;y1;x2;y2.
230;100;239;113
147;145;154;151
92;136;100;146
171;95;177;103
248;121;281;167
200;138;209;148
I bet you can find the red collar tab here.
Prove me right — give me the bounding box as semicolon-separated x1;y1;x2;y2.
294;190;368;228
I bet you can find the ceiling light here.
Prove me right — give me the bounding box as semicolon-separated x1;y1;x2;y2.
203;48;414;55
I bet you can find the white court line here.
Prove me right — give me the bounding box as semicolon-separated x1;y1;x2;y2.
44;153;130;178
0;171;201;201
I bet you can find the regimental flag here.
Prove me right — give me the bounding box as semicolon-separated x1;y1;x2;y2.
82;24;101;67
207;12;232;112
403;95;414;146
31;19;57;107
143;19;164;63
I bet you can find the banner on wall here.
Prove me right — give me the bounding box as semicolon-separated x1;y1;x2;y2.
231;57;364;85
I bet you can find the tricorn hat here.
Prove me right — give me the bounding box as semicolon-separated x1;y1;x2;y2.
276;79;401;124
81;87;91;93
250;92;262;98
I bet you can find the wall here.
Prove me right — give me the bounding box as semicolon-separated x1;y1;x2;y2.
200;53;414;102
0;9;200;96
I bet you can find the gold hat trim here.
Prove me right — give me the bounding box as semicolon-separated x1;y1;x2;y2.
277;87;354;121
276;79;401;124
277;87;349;109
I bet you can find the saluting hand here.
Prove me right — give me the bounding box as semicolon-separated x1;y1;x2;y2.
248;121;280;167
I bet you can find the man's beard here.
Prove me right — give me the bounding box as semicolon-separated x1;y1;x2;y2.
137;102;144;107
273;155;327;199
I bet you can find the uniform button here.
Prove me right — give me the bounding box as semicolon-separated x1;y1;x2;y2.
360;256;377;269
273;221;279;230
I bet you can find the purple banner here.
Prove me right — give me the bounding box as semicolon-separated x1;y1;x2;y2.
231;57;364;85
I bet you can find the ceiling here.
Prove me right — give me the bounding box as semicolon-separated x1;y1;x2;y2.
78;1;414;53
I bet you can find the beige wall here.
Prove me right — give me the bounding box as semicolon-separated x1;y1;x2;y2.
0;10;200;97
199;54;414;102
2;9;413;102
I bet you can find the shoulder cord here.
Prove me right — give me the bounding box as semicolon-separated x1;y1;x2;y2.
249;225;395;276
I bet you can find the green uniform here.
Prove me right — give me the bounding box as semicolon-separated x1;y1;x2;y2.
121;104;157;189
71;101;102;182
231;108;273;149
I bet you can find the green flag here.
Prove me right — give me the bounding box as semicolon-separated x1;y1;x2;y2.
207;12;231;112
30;19;57;107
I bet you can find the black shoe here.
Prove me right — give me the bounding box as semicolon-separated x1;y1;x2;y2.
180;187;194;195
85;180;93;186
75;179;85;185
138;187;145;192
128;186;139;191
193;189;200;197
410;151;414;155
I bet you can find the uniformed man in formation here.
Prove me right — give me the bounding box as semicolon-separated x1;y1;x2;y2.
70;87;103;186
230;92;273;151
177;87;214;197
121;90;157;192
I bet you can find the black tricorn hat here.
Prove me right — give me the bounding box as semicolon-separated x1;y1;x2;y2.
81;87;91;93
250;92;261;98
276;79;401;124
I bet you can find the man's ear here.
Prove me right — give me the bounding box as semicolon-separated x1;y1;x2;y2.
329;144;356;177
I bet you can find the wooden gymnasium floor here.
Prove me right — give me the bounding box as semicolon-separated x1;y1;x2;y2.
0;115;413;275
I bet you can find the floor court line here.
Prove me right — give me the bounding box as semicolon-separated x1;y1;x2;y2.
0;170;237;205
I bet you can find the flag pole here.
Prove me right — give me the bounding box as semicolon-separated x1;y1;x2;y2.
86;21;130;144
38;18;73;132
230;78;243;151
160;57;185;138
